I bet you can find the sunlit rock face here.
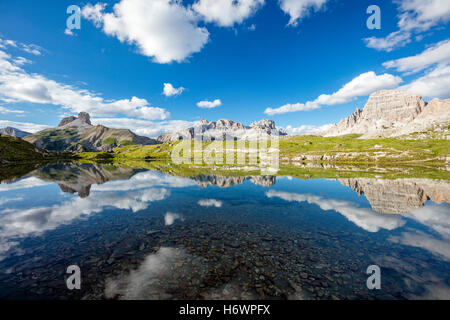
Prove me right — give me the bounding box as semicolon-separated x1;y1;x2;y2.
193;175;276;188
339;178;450;214
249;175;276;187
157;119;286;142
321;90;450;138
193;175;246;188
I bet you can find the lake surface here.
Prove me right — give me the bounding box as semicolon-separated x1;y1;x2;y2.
0;163;449;300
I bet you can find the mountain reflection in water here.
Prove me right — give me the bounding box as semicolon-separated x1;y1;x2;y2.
0;163;448;300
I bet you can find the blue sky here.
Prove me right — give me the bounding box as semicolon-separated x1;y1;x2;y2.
0;0;449;137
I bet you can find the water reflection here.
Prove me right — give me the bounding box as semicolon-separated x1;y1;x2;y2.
0;162;448;300
340;178;450;214
265;190;406;232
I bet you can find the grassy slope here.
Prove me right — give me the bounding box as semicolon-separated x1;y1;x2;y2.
0;135;57;162
79;135;450;165
0;135;74;181
279;134;449;163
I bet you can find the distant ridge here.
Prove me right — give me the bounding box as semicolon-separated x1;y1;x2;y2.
157;119;287;143
0;127;31;138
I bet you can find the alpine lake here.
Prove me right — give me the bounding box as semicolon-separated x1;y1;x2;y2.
0;162;448;300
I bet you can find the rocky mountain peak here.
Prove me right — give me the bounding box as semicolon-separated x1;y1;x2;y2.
58;112;92;127
320;89;449;138
78;112;91;125
157;118;286;142
250;119;275;129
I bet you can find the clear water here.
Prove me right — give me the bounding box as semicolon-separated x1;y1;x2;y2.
0;163;448;300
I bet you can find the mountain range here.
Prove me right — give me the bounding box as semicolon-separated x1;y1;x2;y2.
2;90;449;155
23;112;158;152
157;119;287;143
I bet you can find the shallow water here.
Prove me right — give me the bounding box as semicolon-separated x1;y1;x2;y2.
0;163;449;300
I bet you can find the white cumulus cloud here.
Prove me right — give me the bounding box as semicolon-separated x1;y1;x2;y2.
284;123;333;135
0;48;170;120
163;83;185;97
400;64;450;98
364;0;450;51
0;120;50;133
278;0;329;26
82;0;209;64
265;71;402;115
383;39;450;74
193;0;264;27
197;99;222;109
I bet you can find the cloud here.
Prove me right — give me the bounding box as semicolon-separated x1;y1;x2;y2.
266;190;405;232
397;0;450;32
164;212;183;226
0;197;23;206
82;0;209;64
404;204;450;238
0;49;170;120
91;170;196;191
0;186;169;259
265;71;402;115
0;37;44;56
104;247;206;299
197;99;222;108
0;106;25;114
0;120;50;133
400;64;450;98
383;39;450;74
162;83;185;97
284;123;333;135
81;3;106;27
193;0;264;27
390;231;450;261
364;0;450;51
198;199;223;207
364;31;411;52
279;0;329;26
12;57;31;66
0;177;50;192
91;117;195;138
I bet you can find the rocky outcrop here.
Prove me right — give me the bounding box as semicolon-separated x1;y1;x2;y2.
25;112;159;153
58;112;92;127
0;127;31;138
193;174;276;188
320;90;450;138
77;112;92;125
339;178;450;214
157;119;286;143
58;116;77;127
249;175;276;187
